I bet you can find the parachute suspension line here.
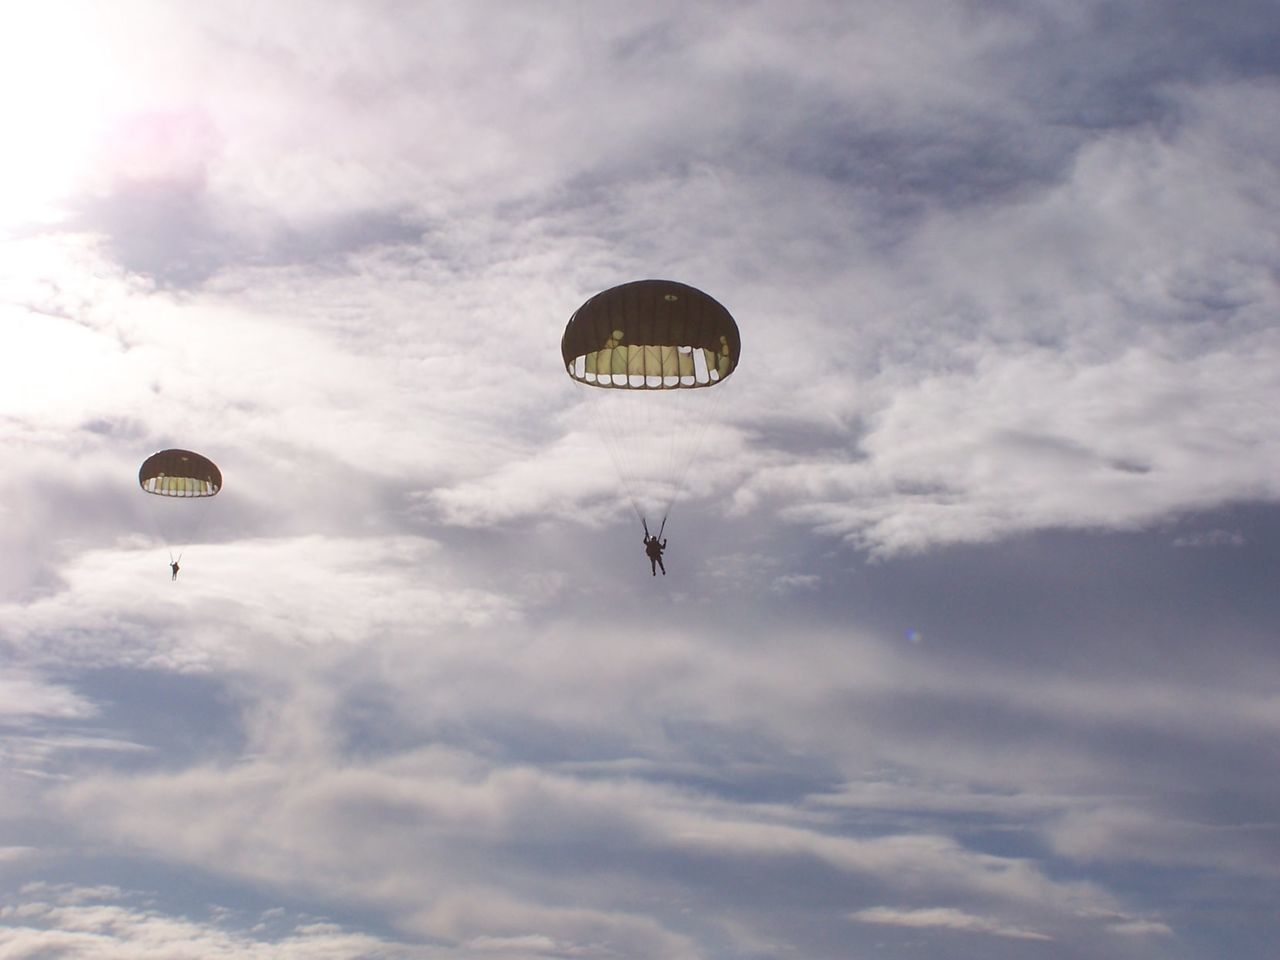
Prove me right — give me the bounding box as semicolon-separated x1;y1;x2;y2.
583;392;647;524
581;382;728;530
147;495;214;563
654;381;726;527
657;515;666;540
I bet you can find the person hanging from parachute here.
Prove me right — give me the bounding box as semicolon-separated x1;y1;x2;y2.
561;279;740;574
642;518;667;576
138;448;222;580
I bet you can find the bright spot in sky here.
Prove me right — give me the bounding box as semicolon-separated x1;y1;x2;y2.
0;9;119;230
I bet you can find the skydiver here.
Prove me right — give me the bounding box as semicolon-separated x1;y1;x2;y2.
170;559;180;581
643;533;667;576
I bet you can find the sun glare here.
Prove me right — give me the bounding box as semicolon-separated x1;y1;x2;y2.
0;9;121;232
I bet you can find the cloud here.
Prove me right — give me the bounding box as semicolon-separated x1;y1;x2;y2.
1047;805;1280;878
415;891;699;960
0;675;96;722
771;573;821;593
49;738;1143;952
0;884;426;959
851;905;1052;941
3;3;1280;958
1173;528;1246;548
2;535;518;676
9;35;1280;555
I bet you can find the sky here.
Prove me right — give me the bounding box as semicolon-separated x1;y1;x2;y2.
1;1;1279;958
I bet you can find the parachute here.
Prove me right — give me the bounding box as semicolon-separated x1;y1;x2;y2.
562;279;740;390
138;449;222;497
138;449;221;569
562;279;740;529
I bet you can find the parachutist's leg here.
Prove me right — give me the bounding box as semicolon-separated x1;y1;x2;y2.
658;557;665;575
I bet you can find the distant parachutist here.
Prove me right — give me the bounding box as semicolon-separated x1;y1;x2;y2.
138;449;220;579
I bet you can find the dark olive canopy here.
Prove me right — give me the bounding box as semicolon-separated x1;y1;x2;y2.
138;449;222;498
562;279;740;389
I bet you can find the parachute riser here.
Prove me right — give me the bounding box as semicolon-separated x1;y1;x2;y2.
641;515;668;540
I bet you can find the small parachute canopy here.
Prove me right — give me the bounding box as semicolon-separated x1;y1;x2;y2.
139;449;222;498
562;279;740;389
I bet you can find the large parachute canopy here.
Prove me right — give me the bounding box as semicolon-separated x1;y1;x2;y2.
562;280;740;527
562;279;740;389
138;449;222;498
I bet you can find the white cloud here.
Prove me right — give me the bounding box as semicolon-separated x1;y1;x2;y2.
2;4;1279;958
416;891;700;960
47;745;1136;953
0;676;95;722
1173;528;1245;548
0;886;426;959
851;905;1051;941
2;535;518;674
1047;805;1280;878
771;573;821;593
